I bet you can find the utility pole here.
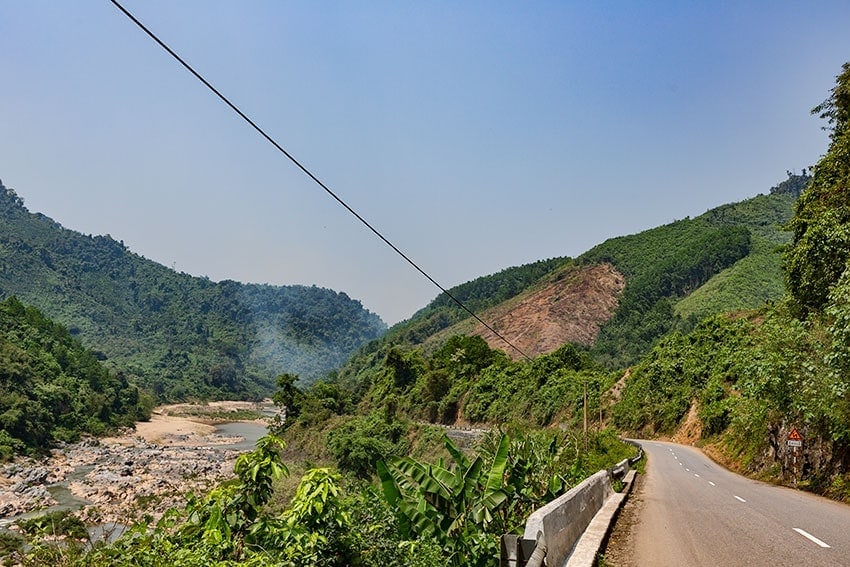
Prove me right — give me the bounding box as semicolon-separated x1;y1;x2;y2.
583;380;588;452
597;382;603;429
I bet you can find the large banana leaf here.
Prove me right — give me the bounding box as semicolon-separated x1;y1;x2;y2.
484;434;510;493
444;435;470;469
376;460;400;506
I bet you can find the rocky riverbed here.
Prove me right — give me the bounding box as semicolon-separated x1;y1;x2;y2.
0;403;270;528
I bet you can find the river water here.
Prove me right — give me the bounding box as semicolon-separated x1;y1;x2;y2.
214;422;268;450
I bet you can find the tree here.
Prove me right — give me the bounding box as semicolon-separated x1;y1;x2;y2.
786;62;850;315
271;372;303;431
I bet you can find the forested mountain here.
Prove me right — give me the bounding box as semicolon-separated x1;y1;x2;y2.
579;174;804;366
335;173;805;397
0;297;151;457
0;180;386;399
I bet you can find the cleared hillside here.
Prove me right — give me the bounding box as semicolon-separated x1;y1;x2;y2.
433;263;625;359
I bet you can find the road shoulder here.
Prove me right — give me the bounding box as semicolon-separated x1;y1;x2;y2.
598;465;645;566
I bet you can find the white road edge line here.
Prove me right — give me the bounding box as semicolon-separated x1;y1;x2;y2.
793;528;831;548
734;495;746;503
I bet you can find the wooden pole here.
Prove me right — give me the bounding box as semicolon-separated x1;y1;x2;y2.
583;380;588;452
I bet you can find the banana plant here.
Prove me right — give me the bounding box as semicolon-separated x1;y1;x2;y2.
377;433;510;548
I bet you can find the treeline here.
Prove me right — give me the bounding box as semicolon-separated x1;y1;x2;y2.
0;182;386;399
0;297;152;459
318;334;612;433
580;219;752;366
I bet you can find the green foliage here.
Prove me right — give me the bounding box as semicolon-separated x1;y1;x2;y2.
769;171;811;198
334;334;613;432
0;181;386;399
326;411;410;478
582;218;752;366
705;182;803;244
460;343;608;427
613;296;850;479
17;510;88;540
270;372;304;431
377;434;510;566
674;238;785;323
785;63;850;315
377;429;635;566
0;297;152;456
612;314;753;435
171;435;289;560
818;267;850;445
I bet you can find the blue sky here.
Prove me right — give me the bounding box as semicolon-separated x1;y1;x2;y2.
2;1;850;324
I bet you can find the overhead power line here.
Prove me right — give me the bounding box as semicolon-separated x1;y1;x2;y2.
108;0;532;361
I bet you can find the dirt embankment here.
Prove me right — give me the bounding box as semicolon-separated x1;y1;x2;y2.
472;263;626;358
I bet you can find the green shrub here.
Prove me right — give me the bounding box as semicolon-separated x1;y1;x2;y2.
326;412;410;478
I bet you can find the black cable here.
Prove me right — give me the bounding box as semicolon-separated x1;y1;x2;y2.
108;0;532;361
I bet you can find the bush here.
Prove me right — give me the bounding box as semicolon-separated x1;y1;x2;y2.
326;412;410;478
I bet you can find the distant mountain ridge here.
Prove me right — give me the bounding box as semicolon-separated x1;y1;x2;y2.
0;179;386;399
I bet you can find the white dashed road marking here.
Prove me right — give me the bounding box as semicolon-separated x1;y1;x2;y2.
793;528;831;548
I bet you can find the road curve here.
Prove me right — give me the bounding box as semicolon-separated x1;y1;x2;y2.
631;440;850;566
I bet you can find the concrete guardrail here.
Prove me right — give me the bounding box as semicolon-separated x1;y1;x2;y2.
500;441;642;567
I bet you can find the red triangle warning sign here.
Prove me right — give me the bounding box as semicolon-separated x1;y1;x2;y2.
788;427;803;441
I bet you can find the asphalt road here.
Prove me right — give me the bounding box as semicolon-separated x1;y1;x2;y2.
632;440;850;566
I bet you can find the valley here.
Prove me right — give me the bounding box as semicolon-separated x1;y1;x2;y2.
1;402;269;529
2;59;850;566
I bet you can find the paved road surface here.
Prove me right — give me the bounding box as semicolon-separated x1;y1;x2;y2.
632;440;850;566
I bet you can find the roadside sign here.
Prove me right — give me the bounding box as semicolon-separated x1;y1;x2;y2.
787;427;803;487
787;427;803;447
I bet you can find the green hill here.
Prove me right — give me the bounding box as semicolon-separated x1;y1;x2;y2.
581;173;805;366
676;175;806;321
0;296;152;457
0;180;386;400
327;175;805;428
